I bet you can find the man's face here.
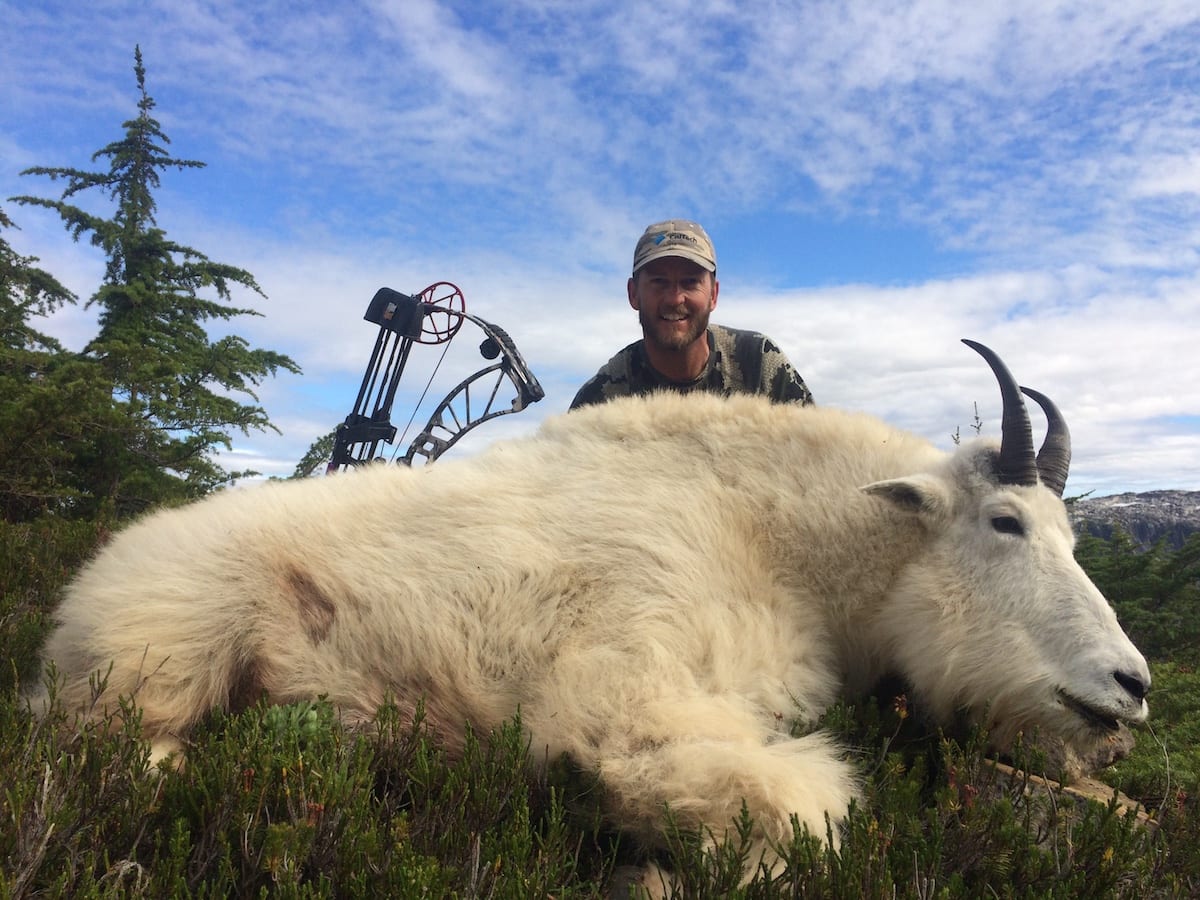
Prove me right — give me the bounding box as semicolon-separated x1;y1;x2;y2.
628;257;719;352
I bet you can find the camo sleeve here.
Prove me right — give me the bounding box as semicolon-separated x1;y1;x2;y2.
569;344;641;410
717;326;814;406
569;373;615;409
761;337;814;406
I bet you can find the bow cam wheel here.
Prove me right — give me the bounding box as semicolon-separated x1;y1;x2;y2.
415;282;466;345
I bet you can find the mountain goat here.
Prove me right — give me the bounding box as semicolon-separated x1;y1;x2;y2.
30;340;1149;884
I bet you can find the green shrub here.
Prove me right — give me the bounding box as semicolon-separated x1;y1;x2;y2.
4;666;1200;897
0;691;602;898
1106;660;1200;807
1077;531;1200;662
0;515;107;694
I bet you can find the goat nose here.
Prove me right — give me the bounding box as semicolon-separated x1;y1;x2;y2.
1114;669;1149;702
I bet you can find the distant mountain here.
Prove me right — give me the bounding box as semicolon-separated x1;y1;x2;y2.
1069;489;1200;551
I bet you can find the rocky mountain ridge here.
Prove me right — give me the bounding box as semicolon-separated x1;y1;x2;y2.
1069;489;1200;551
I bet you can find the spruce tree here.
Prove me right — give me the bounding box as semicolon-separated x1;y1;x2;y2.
10;47;300;515
1;208;85;519
0;208;75;355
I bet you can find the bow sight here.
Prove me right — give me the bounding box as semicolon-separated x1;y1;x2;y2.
327;283;544;472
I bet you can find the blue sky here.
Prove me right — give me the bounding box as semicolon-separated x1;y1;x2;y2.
2;0;1198;496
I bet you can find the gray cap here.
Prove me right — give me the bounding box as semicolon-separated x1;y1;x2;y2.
632;219;717;274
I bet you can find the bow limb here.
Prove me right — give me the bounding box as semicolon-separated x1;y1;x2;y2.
401;311;545;466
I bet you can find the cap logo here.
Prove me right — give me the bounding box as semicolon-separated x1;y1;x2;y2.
658;232;699;247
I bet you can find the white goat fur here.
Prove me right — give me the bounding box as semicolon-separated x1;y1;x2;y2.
32;391;1149;869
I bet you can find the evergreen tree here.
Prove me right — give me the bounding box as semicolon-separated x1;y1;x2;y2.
0;208;75;355
10;47;299;515
1;207;72;518
0;208;160;522
1077;529;1200;661
290;429;336;479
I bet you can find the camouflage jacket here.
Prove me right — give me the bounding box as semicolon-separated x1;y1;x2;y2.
569;324;814;410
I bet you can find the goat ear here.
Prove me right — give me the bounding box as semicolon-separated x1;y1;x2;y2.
861;475;949;517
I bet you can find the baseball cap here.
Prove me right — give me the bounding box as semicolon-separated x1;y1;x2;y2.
632;219;717;274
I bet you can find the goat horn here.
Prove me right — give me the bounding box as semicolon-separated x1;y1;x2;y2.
1019;386;1071;497
961;339;1038;488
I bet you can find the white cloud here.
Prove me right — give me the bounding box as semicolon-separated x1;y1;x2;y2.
1133;153;1200;198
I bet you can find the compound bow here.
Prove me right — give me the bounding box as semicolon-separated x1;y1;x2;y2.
327;283;545;472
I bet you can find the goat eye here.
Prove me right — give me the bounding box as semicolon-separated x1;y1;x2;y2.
991;515;1024;535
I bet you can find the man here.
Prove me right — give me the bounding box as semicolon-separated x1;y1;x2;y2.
569;219;813;410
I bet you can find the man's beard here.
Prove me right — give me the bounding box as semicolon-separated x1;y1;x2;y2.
640;306;711;353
